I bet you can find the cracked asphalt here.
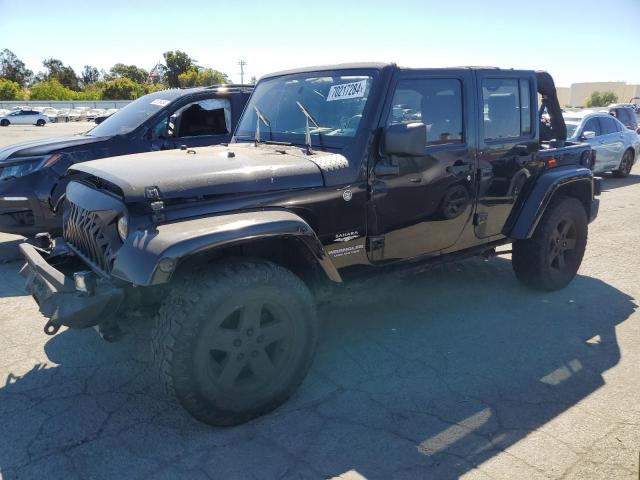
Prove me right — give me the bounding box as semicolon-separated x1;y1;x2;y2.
0;125;639;479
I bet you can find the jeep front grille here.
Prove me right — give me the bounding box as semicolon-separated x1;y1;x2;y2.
64;202;115;274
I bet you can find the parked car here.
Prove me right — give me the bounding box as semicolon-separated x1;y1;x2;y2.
94;108;118;124
0;110;48;127
608;104;639;132
56;108;71;122
564;111;639;177
86;108;106;121
68;109;84;121
20;64;600;426
0;85;252;236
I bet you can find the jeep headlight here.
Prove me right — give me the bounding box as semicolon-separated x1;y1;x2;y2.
117;214;129;241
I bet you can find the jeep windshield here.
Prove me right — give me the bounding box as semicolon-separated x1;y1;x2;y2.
234;72;375;147
86;90;184;137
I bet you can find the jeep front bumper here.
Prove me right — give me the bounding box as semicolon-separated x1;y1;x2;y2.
20;242;124;334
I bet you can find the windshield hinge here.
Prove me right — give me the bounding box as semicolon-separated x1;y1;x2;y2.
145;186;165;222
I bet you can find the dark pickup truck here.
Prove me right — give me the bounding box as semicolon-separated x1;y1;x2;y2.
0;85;252;236
20;63;599;426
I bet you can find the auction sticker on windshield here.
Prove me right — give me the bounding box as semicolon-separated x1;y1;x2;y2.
150;99;171;107
327;80;367;102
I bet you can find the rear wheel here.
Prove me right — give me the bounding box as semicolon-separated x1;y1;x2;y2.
613;149;634;178
0;119;9;127
36;119;45;126
512;196;588;291
151;260;318;426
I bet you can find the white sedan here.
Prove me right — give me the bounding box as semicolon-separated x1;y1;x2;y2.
564;111;639;177
0;110;48;127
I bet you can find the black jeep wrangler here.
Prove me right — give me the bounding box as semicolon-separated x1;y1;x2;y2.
21;63;600;426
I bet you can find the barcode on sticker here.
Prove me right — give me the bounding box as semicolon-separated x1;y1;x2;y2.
326;80;367;102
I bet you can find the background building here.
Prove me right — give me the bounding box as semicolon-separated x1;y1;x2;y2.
556;82;640;107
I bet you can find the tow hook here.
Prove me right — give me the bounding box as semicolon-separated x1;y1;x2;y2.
44;321;61;336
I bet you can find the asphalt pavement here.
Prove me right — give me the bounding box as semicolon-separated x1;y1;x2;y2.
0;124;638;479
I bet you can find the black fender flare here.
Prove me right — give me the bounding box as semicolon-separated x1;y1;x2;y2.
506;166;595;240
111;209;342;286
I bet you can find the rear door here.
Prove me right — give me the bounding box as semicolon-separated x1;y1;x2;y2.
598;116;625;169
368;69;477;261
474;72;537;238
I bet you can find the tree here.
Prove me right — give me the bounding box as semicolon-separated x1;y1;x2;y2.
177;67;229;87
0;78;23;100
80;65;101;86
0;49;32;86
102;77;144;100
249;76;257;85
584;91;618;108
163;50;193;87
109;63;148;85
40;58;80;90
29;79;77;100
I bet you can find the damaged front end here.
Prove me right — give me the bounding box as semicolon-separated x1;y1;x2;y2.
20;235;125;337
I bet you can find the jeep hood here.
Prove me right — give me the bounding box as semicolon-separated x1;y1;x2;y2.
69;143;343;202
0;135;108;163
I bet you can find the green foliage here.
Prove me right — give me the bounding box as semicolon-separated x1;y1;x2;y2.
40;58;80;90
0;49;32;87
109;63;148;85
102;77;144;100
81;65;101;86
178;67;229;88
144;82;167;94
0;78;23;100
29;79;78;100
584;91;619;108
163;50;193;88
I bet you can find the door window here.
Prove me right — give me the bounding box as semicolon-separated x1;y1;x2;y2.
599;116;618;135
583;118;601;136
482;78;531;140
387;78;463;146
171;99;231;138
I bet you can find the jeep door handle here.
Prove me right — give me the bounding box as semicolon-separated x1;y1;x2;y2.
447;163;473;176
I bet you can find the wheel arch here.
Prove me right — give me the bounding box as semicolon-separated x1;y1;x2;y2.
507;167;595;240
111;209;342;288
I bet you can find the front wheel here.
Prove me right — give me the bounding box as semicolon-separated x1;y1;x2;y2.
512;196;588;291
36;119;45;126
613;149;634;178
151;260;318;426
0;119;9;127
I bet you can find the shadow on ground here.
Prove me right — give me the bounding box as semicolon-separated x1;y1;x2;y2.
599;172;640;191
0;258;636;479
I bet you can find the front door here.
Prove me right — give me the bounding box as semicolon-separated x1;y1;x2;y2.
474;73;537;238
151;97;232;150
598;116;625;169
368;70;477;262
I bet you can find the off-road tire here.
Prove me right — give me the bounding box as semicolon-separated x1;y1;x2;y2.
0;120;9;127
512;196;588;291
36;119;45;126
151;260;318;426
613;149;634;178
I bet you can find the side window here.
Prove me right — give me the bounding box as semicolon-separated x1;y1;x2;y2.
599;116;617;135
583;118;601;136
519;79;532;135
173;98;231;138
387;78;463;146
482;78;532;140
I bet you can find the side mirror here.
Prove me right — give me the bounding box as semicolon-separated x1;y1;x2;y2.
383;122;426;157
581;131;596;140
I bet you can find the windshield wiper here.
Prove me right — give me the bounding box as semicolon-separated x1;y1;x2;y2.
296;101;321;155
254;106;272;145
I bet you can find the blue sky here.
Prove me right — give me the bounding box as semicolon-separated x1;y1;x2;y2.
1;0;639;87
